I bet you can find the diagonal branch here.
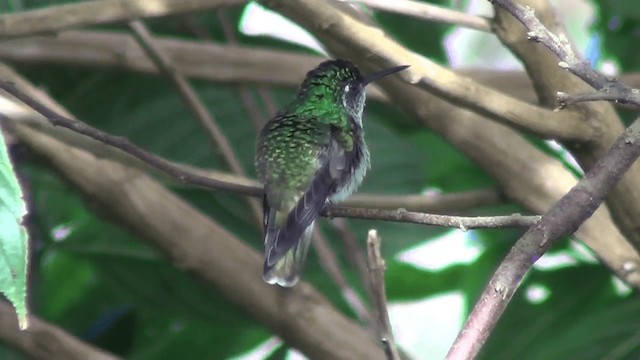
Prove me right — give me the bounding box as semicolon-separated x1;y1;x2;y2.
490;0;640;255
9;116;388;360
0;80;261;196
215;9;276;130
128;21;244;175
446;116;640;358
259;0;596;141
127;20;262;225
491;0;640;108
0;0;245;39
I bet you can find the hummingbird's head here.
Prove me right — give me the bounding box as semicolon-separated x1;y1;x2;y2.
298;59;409;120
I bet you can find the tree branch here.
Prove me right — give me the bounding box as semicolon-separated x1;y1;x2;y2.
313;227;372;326
4;28;639;287
0;301;119;360
8;121;387;360
6;30;640;108
5;91;510;217
330;218;376;316
127;20;263;225
0;0;245;39
0;79;261;197
490;0;640;255
367;230;400;360
347;0;492;32
326;207;538;229
492;0;640;108
260;0;596;141
0;80;536;230
446;118;640;358
252;0;640;290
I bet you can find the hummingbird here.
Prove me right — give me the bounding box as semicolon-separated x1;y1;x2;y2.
255;59;409;287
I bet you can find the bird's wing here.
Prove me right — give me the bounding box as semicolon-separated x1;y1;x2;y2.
264;124;355;270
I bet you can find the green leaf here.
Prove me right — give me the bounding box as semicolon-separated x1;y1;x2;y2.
0;131;28;330
482;263;639;360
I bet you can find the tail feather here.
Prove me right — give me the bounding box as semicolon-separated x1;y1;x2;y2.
263;222;314;287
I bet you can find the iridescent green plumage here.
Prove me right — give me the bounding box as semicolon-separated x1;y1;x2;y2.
255;59;408;287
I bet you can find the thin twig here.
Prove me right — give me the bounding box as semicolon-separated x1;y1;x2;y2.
216;9;280;117
367;230;400;360
128;21;244;175
491;0;640;109
0;79;260;196
127;20;263;225
215;9;270;132
347;0;491;32
313;227;372;326
1;96;509;217
0;80;538;230
556;85;640;110
325;207;539;229
331;218;375;311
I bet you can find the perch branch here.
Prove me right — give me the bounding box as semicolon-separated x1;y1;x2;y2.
367;230;400;360
0;80;536;230
347;0;491;32
447;115;640;358
325;207;539;229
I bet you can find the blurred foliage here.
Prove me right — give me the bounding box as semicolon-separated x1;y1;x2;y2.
591;0;640;71
0;0;638;359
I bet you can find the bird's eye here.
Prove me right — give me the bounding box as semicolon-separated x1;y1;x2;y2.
344;84;351;93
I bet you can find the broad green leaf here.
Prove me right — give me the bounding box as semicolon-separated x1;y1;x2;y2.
482;264;638;360
0;131;28;329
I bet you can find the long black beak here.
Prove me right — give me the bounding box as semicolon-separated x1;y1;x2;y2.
363;64;410;86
